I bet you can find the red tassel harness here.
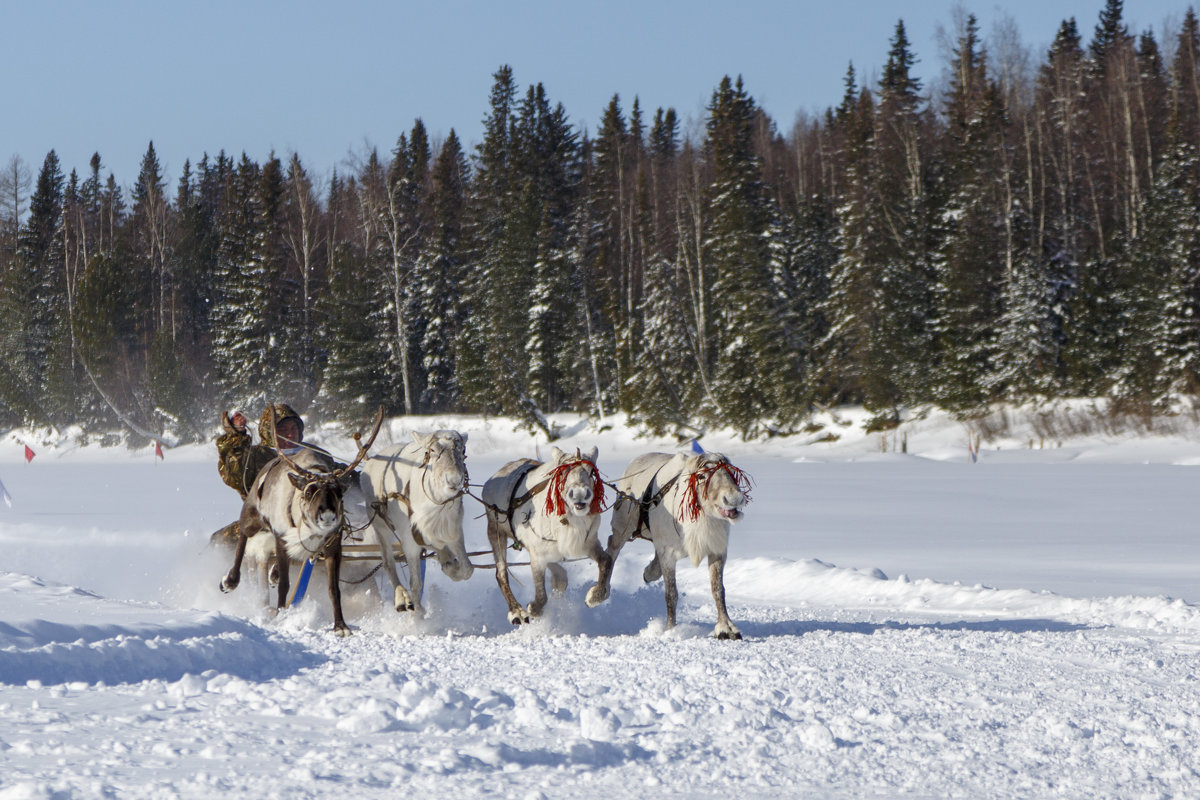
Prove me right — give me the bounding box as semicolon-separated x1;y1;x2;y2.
679;461;753;522
543;459;606;516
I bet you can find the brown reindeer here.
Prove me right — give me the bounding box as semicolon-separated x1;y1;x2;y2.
219;407;383;636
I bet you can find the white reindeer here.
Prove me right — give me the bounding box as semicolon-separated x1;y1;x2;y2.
482;446;612;624
359;430;473;617
219;409;382;636
598;451;751;640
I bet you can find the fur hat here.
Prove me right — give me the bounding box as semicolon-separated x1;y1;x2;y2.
258;403;304;448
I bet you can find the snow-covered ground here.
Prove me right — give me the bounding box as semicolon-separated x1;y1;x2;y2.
2;406;1200;799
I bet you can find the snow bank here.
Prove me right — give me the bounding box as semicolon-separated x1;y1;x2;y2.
0;573;318;686
717;557;1200;632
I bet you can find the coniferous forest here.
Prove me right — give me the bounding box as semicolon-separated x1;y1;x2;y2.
3;1;1199;442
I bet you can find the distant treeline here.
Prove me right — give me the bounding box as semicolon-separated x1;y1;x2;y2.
1;1;1197;442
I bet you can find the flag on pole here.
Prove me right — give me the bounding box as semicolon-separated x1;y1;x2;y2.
23;445;34;463
690;439;705;455
0;476;10;508
154;440;164;461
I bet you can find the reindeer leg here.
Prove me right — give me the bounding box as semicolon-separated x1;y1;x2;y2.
220;519;250;593
489;513;529;625
372;509;413;613
709;555;741;640
528;558;549;618
585;539;614;607
274;536;290;612
660;550;679;629
643;554;662;583
327;538;351;637
596;498;637;600
548;562;568;595
404;538;427;619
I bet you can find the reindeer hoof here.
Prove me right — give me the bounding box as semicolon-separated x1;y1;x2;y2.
219;575;238;593
332;625;353;637
268;564;280;586
394;587;415;613
715;629;743;641
507;609;530;625
643;558;662;583
585;585;608;607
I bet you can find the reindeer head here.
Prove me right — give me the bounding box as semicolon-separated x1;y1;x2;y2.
412;430;468;505
273;405;385;538
545;446;602;517
679;453;752;523
287;469;350;537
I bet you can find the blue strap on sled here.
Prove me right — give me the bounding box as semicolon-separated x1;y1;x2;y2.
401;551;428;603
288;558;315;606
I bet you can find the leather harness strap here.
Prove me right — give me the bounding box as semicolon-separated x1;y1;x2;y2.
634;466;679;540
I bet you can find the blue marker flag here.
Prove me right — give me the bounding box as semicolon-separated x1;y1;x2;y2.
690;439;705;454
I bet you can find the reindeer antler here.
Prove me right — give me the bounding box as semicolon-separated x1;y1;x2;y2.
334;405;385;477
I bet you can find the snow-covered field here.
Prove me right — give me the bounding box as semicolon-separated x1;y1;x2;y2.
2;407;1200;799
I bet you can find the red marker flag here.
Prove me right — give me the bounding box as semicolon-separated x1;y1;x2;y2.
154;440;164;461
23;445;35;463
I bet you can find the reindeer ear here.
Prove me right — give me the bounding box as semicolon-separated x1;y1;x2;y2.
686;454;707;472
412;431;432;448
459;432;468;446
551;446;566;463
288;472;306;490
585;446;598;463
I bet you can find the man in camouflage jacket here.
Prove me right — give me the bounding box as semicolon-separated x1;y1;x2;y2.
216;403;307;499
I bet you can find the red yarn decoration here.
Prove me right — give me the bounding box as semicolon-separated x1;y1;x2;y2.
543;459;605;516
679;461;753;522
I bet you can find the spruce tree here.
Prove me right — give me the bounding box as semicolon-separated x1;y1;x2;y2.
819;65;878;404
211;154;272;411
590;95;636;404
1118;11;1200;403
521;91;583;415
871;20;935;409
929;16;1009;409
131;141;188;432
414;130;469;411
281;153;325;409
703;76;800;433
384;121;432;412
0;151;65;424
459;65;519;414
318;236;393;424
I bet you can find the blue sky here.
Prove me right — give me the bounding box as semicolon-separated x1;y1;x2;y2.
2;1;1190;187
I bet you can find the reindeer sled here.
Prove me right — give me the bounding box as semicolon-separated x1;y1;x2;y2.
481;447;612;624
213;426;476;615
